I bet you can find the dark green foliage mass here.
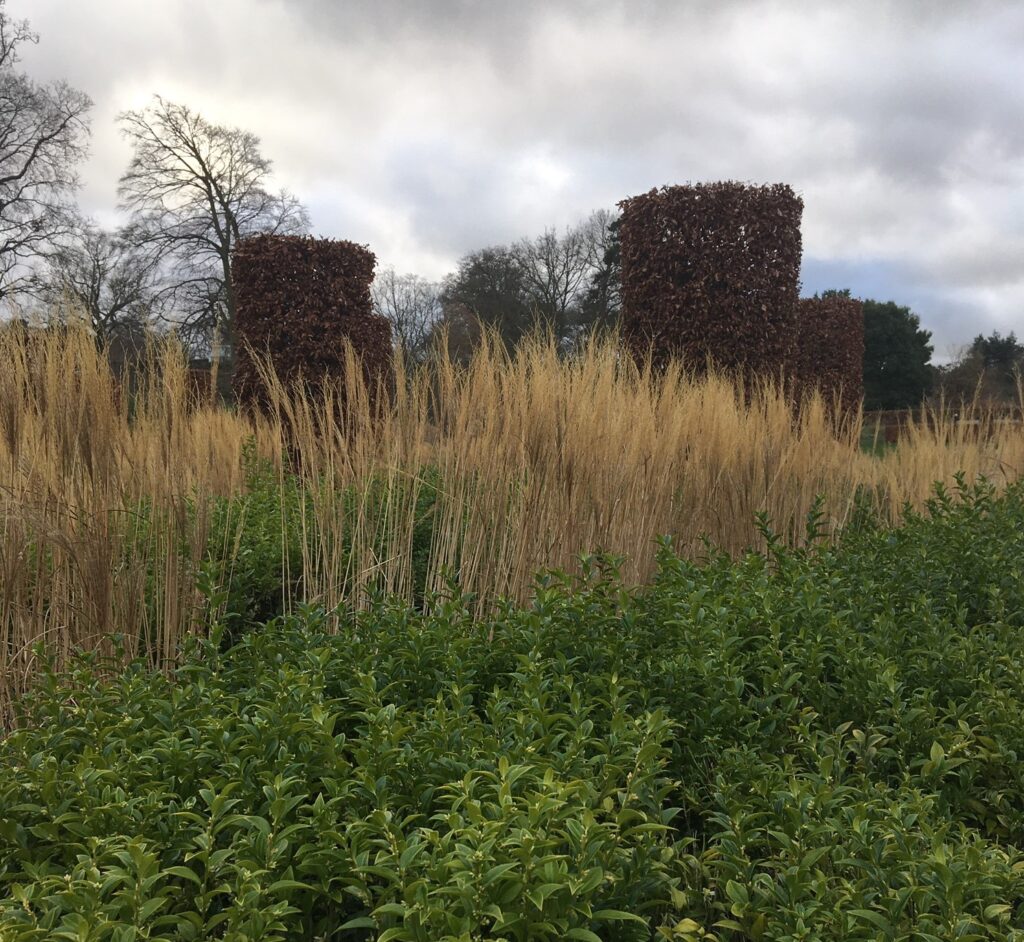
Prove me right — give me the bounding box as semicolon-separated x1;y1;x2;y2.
938;331;1024;405
970;331;1024;372
440;247;535;356
4;478;1024;939
862;298;934;410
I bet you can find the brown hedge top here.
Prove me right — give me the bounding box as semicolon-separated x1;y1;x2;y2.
794;295;865;411
618;182;803;375
231;234;391;408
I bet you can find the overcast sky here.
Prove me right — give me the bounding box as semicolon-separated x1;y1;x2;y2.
16;0;1024;360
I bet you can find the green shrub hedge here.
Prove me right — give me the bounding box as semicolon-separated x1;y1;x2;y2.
3;477;1024;940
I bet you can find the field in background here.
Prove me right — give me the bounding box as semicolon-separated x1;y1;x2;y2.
1;324;1023;720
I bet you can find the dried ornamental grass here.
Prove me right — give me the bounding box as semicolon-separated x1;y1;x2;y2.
1;322;1023;717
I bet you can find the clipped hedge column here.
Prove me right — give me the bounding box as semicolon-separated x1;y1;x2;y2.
794;295;865;413
231;234;392;411
618;182;803;377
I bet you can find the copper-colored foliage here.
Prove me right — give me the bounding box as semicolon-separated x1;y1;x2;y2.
618;182;803;377
794;296;865;413
231;234;392;411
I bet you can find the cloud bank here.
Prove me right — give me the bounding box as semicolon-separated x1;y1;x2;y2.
15;0;1024;356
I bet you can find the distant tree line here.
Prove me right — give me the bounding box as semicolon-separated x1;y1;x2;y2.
2;0;1014;413
381;208;620;364
0;3;90;301
937;331;1023;406
819;291;1021;410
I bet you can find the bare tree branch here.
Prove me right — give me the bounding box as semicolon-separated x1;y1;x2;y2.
371;267;442;362
0;0;91;299
32;220;162;344
512;224;593;340
118;96;309;352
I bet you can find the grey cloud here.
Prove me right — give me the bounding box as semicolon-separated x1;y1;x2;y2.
8;0;1024;349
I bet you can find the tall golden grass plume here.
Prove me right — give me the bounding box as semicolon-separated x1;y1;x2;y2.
1;320;1023;721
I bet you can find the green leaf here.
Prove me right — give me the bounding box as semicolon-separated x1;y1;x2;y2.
850;908;893;931
984;903;1011;921
138;897;167;921
725;880;749;905
339;916;377;930
373;902;408;918
378;930;414;942
164;866;202;885
593;909;647;924
267;879;314;894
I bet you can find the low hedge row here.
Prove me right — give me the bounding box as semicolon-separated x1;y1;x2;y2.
2;477;1024;939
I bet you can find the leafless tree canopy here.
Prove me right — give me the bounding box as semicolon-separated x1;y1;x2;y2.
371;267;442;362
438;209;621;355
35;224;161;344
511;226;592;339
576;207;621;333
117;97;310;350
0;1;91;298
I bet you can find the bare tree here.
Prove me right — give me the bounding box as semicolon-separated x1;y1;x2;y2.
512;226;590;340
576;208;621;336
437;209;621;360
34;222;161;345
117;97;309;353
371;267;442;362
512;210;621;347
0;2;91;299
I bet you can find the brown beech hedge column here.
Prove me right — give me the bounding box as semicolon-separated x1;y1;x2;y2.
618;182;803;377
794;295;865;413
231;234;392;411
